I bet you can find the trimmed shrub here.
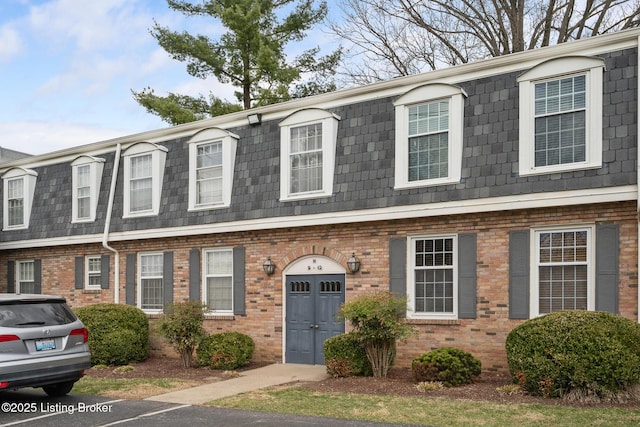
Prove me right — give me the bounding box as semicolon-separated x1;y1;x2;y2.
196;331;255;370
506;311;640;398
412;347;481;387
157;301;206;368
75;303;149;366
323;332;373;377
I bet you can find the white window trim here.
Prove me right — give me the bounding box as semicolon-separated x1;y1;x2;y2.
188;128;238;211
529;224;596;318
394;83;466;189
123;143;168;218
71;156;105;223
138;252;164;314
85;255;102;290
16;259;35;294
279;108;340;201
407;234;458;320
2;167;37;231
202;247;234;314
518;56;605;176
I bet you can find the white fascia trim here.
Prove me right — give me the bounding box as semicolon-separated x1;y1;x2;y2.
1;185;635;250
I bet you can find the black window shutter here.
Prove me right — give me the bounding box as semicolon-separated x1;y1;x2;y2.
7;261;14;293
458;233;477;319
509;230;530;319
163;251;174;308
189;248;201;302
233;246;246;315
101;255;110;289
33;259;42;294
389;237;407;298
125;254;136;306
596;223;619;314
75;257;84;290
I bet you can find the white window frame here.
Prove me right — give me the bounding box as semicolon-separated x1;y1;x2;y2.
2;168;37;230
518;56;604;176
394;83;465;189
279;108;340;201
123;143;167;218
530;225;596;318
85;255;102;290
202;248;234;314
188;128;238;211
138;252;164;313
71;156;105;223
407;234;458;320
16;260;35;294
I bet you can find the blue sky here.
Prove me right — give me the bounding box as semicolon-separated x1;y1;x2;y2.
0;0;341;155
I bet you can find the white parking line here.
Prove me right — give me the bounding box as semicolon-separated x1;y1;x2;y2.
0;399;124;426
98;404;191;426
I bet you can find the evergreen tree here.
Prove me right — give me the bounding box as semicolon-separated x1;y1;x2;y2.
133;0;341;125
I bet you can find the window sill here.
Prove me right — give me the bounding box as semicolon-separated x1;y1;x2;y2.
279;191;332;202
406;318;461;326
82;288;102;294
518;162;601;177
204;313;235;320
394;177;460;190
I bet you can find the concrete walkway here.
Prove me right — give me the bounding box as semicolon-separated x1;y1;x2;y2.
146;363;328;405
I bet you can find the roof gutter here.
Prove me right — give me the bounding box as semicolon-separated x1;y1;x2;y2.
102;143;121;304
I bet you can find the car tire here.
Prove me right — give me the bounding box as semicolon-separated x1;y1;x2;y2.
42;381;75;397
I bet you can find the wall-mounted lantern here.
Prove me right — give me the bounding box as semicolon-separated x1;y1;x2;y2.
347;253;361;274
263;257;276;275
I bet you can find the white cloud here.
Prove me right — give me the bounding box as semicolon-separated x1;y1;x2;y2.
0;25;22;63
0;121;130;155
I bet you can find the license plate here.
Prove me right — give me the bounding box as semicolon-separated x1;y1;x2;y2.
35;339;56;351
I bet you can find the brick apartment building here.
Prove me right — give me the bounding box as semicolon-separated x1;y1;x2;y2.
1;29;638;372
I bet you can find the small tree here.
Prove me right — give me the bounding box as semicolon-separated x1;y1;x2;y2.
339;291;416;377
157;301;207;368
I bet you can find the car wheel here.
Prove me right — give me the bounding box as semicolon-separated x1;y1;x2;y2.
42;381;75;397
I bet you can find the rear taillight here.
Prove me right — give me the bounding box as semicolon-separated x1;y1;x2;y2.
0;381;9;389
0;335;20;343
70;328;88;343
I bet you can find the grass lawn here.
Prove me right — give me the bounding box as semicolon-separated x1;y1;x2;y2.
209;387;640;427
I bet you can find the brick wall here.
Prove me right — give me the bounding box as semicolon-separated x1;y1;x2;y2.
1;200;637;372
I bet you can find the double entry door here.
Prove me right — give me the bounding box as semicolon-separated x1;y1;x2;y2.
285;274;345;365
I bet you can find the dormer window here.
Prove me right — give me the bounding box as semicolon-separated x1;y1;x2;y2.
188;128;238;210
2;167;37;230
279;108;340;201
123;142;168;218
71;156;105;223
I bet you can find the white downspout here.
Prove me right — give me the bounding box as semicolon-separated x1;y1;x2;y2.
103;143;122;304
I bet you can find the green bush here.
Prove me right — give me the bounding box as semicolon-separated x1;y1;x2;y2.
75;303;149;366
196;331;255;370
412;347;481;387
157;301;206;368
505;311;640;398
323;332;372;377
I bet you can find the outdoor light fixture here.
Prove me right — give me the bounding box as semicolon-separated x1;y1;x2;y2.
263;257;276;275
247;113;262;125
347;253;361;274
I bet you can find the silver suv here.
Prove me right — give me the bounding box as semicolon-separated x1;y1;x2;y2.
0;294;91;397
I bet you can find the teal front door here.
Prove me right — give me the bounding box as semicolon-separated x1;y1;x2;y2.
285;274;345;364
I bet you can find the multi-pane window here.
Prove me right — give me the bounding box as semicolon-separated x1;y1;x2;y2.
290;123;323;194
534;75;586;167
86;256;102;289
408;100;449;181
204;249;233;312
130;154;153;213
76;165;91;220
517;56;603;176
537;229;589;314
17;260;35;294
140;253;163;311
196;142;223;206
7;178;24;227
413;237;455;314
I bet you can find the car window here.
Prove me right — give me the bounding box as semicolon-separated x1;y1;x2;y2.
0;302;77;327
